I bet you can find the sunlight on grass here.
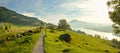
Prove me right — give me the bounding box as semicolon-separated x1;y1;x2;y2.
44;29;119;53
0;25;44;53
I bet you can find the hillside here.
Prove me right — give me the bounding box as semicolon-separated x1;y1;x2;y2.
0;6;43;26
0;24;44;53
44;30;119;53
69;20;113;32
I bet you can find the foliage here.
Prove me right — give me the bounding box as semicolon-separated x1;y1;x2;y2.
111;38;120;48
73;30;86;34
40;21;46;27
46;23;56;32
58;19;71;31
112;24;120;33
59;33;72;43
107;0;120;34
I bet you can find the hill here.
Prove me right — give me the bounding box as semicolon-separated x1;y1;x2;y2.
44;30;119;53
69;20;113;32
0;25;44;53
0;6;43;26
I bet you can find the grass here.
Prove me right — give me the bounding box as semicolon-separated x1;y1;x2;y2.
44;29;119;53
0;25;44;53
0;25;37;39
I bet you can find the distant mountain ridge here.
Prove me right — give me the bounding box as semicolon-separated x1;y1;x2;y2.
0;6;43;26
69;20;113;32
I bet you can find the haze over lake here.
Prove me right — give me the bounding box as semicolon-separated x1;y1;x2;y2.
73;27;120;41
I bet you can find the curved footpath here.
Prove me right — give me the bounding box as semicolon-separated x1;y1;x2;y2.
32;31;45;53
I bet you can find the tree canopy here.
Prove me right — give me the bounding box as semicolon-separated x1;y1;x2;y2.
58;19;71;31
107;0;120;34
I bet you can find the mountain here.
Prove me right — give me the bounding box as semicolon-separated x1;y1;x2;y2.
0;6;43;26
69;20;113;32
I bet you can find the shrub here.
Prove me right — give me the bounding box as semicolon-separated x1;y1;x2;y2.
59;34;72;43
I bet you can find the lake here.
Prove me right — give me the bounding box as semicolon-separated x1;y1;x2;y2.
76;28;120;41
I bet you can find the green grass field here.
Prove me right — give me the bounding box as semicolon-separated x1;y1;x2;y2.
0;25;44;53
0;25;37;39
44;29;119;53
0;25;119;53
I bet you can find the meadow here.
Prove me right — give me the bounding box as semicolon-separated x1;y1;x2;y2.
44;29;119;53
0;24;44;53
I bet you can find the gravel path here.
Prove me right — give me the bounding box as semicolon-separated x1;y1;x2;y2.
32;31;45;53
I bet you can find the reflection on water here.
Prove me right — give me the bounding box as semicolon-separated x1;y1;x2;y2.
79;28;120;41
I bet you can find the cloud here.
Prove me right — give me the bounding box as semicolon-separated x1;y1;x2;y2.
60;1;83;10
2;0;112;24
60;0;113;24
77;16;113;24
22;12;38;17
19;0;113;24
40;13;72;25
38;0;113;24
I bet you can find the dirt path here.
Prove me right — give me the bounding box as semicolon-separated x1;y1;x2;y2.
32;31;45;53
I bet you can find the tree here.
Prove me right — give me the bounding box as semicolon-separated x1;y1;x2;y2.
40;21;45;27
112;24;120;33
111;38;120;48
46;23;56;32
107;0;120;34
58;19;71;31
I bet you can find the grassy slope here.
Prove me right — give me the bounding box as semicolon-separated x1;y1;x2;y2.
44;30;119;53
0;25;37;40
0;25;44;53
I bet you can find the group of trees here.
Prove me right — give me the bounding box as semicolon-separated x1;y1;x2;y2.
46;19;71;32
58;19;71;31
46;23;56;32
111;38;120;48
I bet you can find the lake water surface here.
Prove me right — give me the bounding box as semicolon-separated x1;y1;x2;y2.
78;28;120;41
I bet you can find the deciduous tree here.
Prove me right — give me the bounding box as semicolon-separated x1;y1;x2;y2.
58;19;71;31
107;0;120;34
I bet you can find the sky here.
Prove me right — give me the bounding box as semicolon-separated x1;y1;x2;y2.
0;0;113;24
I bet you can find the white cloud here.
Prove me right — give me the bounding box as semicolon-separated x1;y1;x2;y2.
22;0;113;24
77;16;113;24
21;9;70;25
40;13;72;25
60;0;113;24
22;12;38;17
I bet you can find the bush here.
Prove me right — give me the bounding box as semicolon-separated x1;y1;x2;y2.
59;34;72;43
20;36;32;45
111;38;120;48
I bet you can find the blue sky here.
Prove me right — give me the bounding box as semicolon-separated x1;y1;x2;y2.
0;0;113;24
